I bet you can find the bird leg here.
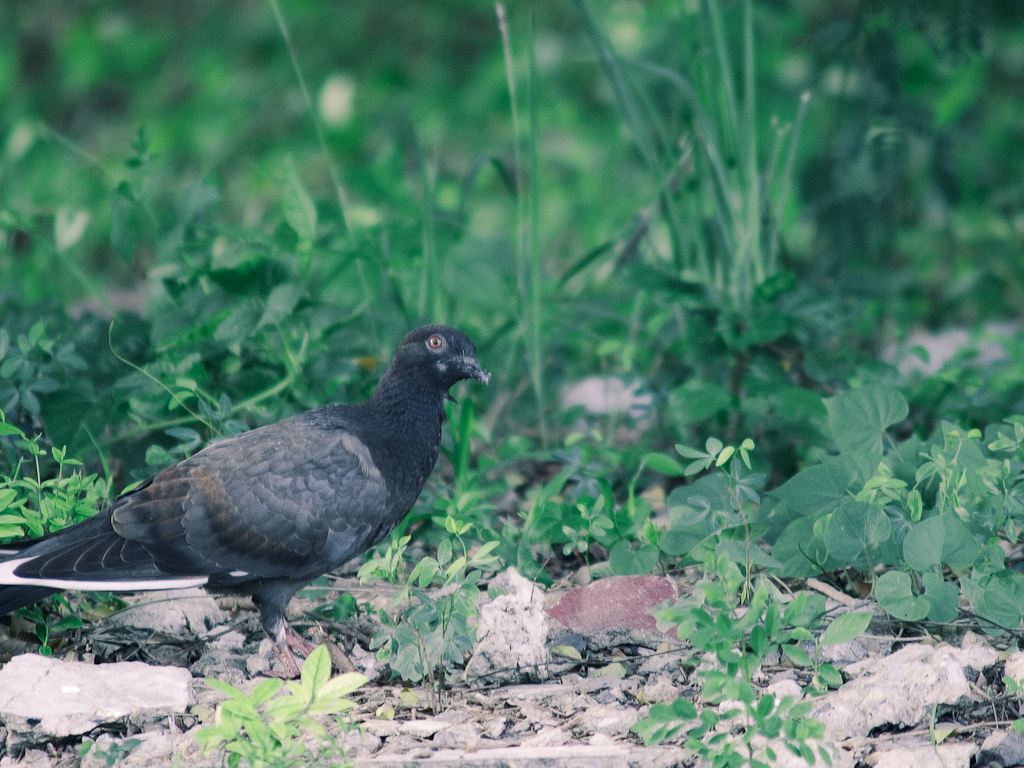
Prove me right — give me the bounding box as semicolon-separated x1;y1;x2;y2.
286;625;316;656
265;625;316;679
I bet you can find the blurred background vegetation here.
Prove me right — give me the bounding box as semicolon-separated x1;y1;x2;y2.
1;0;1022;494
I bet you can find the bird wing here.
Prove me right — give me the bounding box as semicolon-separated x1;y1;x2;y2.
3;413;392;588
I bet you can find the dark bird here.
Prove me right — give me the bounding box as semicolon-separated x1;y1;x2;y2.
0;325;488;677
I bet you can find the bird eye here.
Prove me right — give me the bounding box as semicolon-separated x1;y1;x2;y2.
426;334;446;351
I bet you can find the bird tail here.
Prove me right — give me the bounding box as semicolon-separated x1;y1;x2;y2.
0;542;59;614
0;585;59;615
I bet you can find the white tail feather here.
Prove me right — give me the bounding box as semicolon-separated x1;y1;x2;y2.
0;557;208;592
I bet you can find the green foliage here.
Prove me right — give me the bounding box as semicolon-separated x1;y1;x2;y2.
79;737;143;768
359;515;499;693
636;553;848;764
195;645;367;768
0;410;110;542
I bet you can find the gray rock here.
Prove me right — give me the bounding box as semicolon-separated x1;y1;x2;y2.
978;730;1024;767
481;716;511;739
339;728;383;757
106;588;227;634
642;674;679;703
0;749;51;768
871;741;978;768
465;568;552;685
432;723;482;750
573;704;640;736
0;654;191;748
80;731;196;768
1006;651;1024;684
812;643;998;741
399;718;450;738
350;744;688;767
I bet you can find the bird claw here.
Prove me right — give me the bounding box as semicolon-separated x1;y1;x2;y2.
263;627;316;678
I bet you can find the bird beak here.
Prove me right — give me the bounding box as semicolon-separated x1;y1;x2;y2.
459;355;490;385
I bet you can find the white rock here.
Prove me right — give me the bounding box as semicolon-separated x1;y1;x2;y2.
872;741;978;768
107;588;226;634
521;726;569;747
399;718;451;738
464;568;551;684
0;654;191;747
1006;650;1024;684
764;678;803;701
812;643;998;741
642;674;679;703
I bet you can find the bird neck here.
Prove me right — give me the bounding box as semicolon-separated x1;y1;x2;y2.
366;376;446;444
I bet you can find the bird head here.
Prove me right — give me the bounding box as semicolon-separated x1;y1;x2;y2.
382;325;489;399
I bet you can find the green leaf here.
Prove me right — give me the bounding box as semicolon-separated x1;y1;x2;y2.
592;661;627;678
669;379;733;428
921;573;959;623
817;664;843;689
552;644;583;660
609;540;659;575
317;672;368;700
874;571;929;621
249;678;283;707
822;385;908;455
781;643;811;667
642;452;687;477
823;500;892;564
280;156;317;256
214;299;262;344
770;462;855;517
904;513;980;572
110;183;141;265
300;645;331;693
0;489;18;511
820;612;872;645
0;422;23;436
259;284;303;328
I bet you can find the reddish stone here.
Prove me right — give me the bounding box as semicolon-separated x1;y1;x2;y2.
545;576;678;634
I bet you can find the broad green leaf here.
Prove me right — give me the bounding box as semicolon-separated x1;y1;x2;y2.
939;512;981;570
770;462;855;517
824;500;892;563
669;379;732;428
903;515;944;572
904;513;980;572
772;517;841;578
259;284;303;328
317;672;368;699
921;573;959;623
978;571;1024;630
300;644;331;693
820;612;872;645
781;644;811;667
214;299;262;343
642;452;687;477
249;678;283;707
609;540;659;575
874;571;929;621
823;385;908;455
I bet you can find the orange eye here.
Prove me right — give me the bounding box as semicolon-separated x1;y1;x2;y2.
427;334;445;350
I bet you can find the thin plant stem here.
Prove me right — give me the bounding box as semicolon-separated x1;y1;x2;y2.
269;0;349;232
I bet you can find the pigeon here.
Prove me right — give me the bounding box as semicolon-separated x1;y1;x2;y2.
0;325;489;677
